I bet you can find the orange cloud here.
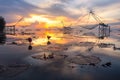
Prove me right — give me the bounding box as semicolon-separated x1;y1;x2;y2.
7;13;112;28
7;14;75;28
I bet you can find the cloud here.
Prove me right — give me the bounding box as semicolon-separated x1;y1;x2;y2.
40;1;81;19
43;3;67;15
59;0;72;4
0;0;39;23
0;0;120;26
90;0;120;8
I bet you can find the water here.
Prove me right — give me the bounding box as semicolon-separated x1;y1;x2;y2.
0;27;120;80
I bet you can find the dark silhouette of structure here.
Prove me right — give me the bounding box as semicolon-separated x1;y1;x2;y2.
89;10;110;39
0;16;6;33
0;16;6;44
6;17;23;35
0;34;6;44
5;26;16;35
75;10;110;39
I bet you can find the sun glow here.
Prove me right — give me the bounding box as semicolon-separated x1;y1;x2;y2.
32;30;68;46
23;14;74;28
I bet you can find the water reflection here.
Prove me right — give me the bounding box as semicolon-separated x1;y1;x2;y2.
5;28;120;53
47;41;51;45
27;37;33;50
28;45;32;50
113;45;120;51
0;33;6;44
98;43;120;51
3;27;120;80
47;35;51;45
32;29;68;46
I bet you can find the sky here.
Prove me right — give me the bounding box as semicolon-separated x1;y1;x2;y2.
0;0;120;28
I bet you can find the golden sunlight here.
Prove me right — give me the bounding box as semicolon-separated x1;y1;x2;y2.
23;14;72;28
10;14;75;28
32;30;67;46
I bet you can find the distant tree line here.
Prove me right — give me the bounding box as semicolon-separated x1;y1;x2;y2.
0;16;6;33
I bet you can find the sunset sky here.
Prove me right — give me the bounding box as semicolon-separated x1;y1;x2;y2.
0;0;120;28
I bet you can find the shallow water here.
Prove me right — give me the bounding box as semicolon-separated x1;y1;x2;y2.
0;27;120;80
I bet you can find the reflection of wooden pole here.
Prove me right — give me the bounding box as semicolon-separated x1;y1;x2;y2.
13;26;15;35
104;27;106;37
44;53;47;60
102;26;104;37
109;26;110;36
98;25;100;37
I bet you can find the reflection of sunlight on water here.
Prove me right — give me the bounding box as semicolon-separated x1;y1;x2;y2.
5;26;120;80
7;35;31;39
32;38;48;46
32;36;68;46
32;30;68;46
31;30;103;46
